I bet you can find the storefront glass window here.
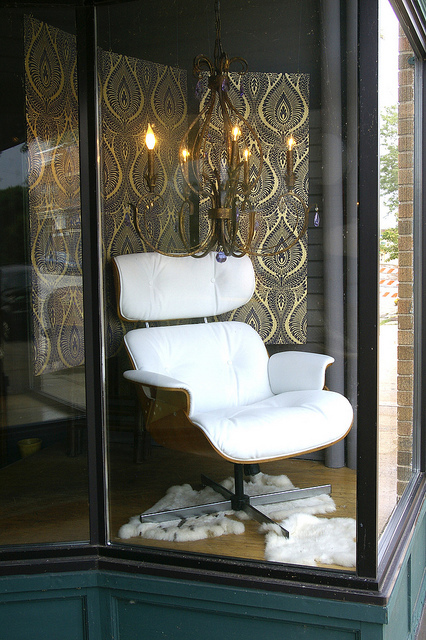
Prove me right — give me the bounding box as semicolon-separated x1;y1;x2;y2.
0;7;89;545
378;0;416;541
98;0;359;572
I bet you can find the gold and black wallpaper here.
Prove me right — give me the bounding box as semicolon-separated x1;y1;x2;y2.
200;71;309;344
99;49;189;358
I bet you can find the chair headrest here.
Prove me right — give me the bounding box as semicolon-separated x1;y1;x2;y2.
113;252;255;322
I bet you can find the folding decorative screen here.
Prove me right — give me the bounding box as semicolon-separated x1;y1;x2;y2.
99;50;189;357
198;71;309;344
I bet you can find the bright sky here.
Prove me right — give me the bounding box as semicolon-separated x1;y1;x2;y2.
379;0;399;111
379;0;399;228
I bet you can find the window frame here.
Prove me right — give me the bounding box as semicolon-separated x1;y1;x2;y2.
0;0;425;606
377;7;426;572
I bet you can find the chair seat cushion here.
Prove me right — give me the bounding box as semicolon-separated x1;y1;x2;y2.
191;389;353;463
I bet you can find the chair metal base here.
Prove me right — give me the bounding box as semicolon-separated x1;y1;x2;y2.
139;464;332;538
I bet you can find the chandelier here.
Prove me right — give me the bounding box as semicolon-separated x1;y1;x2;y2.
134;0;309;261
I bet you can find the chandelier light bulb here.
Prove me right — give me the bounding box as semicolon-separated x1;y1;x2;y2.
232;126;241;141
287;136;295;180
145;124;156;150
243;148;250;184
144;123;157;192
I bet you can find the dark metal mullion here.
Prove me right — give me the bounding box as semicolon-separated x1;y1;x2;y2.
76;4;108;548
357;0;379;579
408;53;424;477
390;0;426;59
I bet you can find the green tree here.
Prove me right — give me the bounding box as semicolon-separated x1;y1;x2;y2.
380;227;398;260
380;104;398;261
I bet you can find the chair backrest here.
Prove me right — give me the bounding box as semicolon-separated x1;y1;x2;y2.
113;252;255;322
114;252;272;415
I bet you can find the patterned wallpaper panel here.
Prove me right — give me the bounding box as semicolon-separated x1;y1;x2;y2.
25;16;83;375
200;71;309;344
99;50;189;357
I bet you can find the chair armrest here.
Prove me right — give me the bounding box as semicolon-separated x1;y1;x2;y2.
268;351;334;394
124;368;190;393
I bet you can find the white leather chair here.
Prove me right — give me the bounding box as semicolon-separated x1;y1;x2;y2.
113;252;353;537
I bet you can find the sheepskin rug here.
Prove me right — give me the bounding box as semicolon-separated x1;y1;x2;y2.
118;473;356;567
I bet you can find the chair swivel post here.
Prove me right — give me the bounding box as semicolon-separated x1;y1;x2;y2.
231;464;250;511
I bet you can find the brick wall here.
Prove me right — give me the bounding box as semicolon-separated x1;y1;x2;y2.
397;28;414;497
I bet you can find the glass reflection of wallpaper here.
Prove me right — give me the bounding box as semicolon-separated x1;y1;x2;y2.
25;17;83;375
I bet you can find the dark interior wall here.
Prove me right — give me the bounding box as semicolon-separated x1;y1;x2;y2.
0;7;77;153
96;0;321;109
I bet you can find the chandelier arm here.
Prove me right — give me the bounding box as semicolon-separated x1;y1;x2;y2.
245;195;310;257
178;237;216;258
133;197;217;259
192;96;217;188
217;90;234;161
220;217;238;252
178;201;217;257
179;93;216;197
132;197;188;257
223;93;264;190
193;54;214;77
210;172;221;208
230;208;257;256
227;56;248;75
193;94;216;157
219;218;234;255
223;174;240;210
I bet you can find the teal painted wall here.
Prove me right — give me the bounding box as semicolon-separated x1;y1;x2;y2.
0;501;424;640
0;596;88;640
0;569;411;640
0;571;385;640
384;502;426;640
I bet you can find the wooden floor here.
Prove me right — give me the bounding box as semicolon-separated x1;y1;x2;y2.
0;440;356;571
110;447;357;568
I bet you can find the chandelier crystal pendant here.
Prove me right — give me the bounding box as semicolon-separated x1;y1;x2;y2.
134;0;309;261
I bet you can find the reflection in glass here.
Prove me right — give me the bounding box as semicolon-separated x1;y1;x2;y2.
0;10;89;545
378;0;415;536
